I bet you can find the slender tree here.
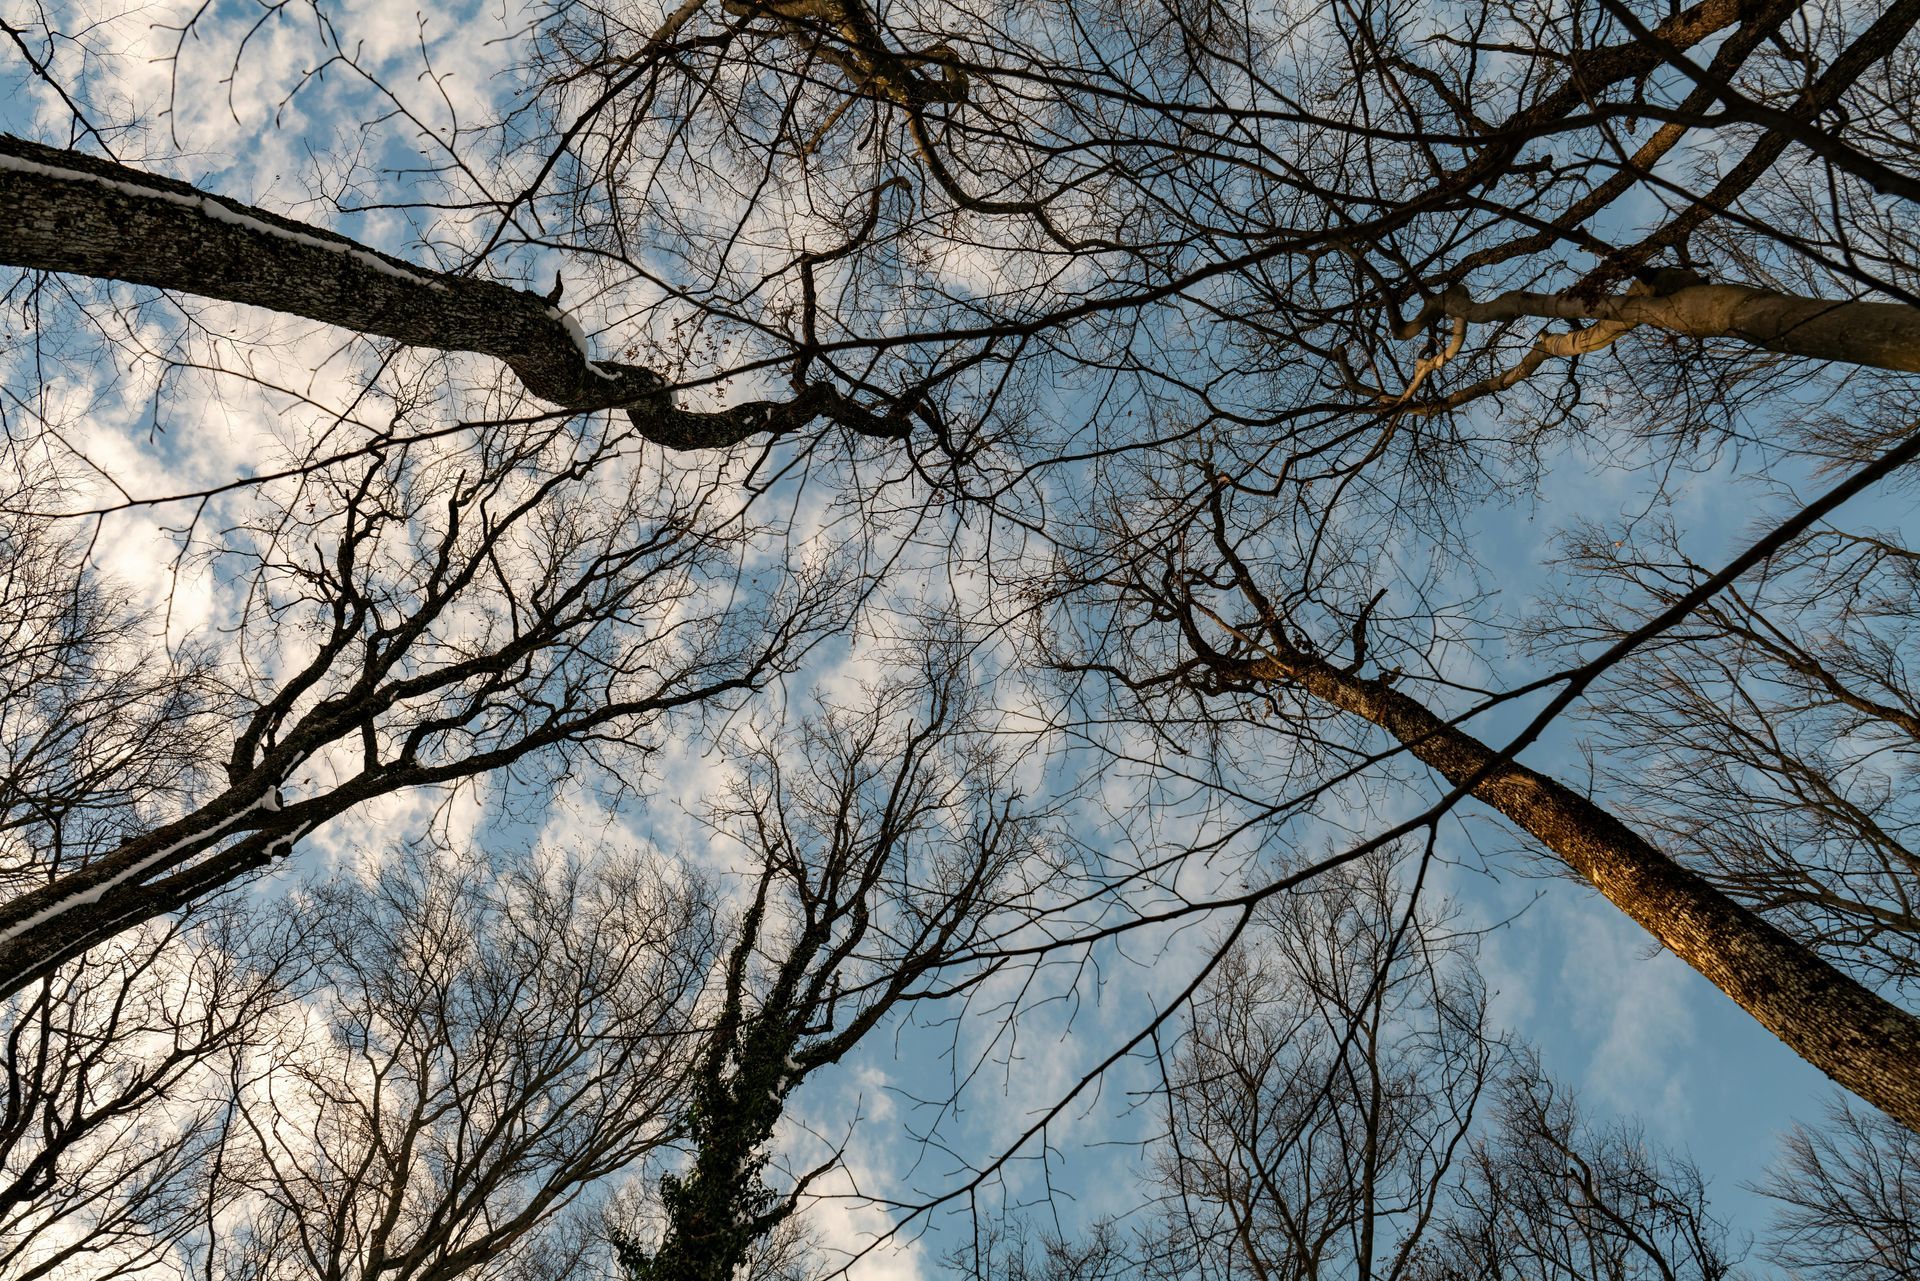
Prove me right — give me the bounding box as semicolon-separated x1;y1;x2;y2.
1146;852;1501;1281
1054;466;1920;1128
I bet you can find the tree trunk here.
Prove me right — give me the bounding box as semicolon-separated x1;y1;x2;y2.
1233;646;1920;1133
1435;279;1920;373
0;135;889;450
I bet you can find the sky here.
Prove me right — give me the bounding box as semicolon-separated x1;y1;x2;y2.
0;0;1893;1275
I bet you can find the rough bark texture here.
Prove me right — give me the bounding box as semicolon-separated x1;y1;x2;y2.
1434;278;1920;373
0;780;293;998
1233;647;1920;1133
0;135;897;451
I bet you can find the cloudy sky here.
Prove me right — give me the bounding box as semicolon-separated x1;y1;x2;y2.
1;0;1886;1273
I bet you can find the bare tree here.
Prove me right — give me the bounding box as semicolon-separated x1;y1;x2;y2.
8;0;1920;1264
1147;852;1498;1281
0;910;297;1281
0;136;905;453
619;651;1056;1281
0;512;218;891
1050;454;1920;1129
0;403;852;996
1756;1098;1920;1281
202;844;713;1281
0;608;1055;1280
0;513;298;1278
1423;1055;1735;1281
1533;521;1920;994
948;853;1735;1281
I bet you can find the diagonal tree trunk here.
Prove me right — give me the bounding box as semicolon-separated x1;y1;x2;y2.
0;135;897;451
1219;642;1920;1132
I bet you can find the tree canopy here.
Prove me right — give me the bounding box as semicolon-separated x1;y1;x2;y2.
3;0;1920;1273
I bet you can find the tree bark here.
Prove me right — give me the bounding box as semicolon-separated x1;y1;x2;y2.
1427;278;1920;373
0;135;896;451
1227;645;1920;1133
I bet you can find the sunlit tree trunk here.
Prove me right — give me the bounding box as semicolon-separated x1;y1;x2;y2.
1231;644;1920;1133
1417;277;1920;374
